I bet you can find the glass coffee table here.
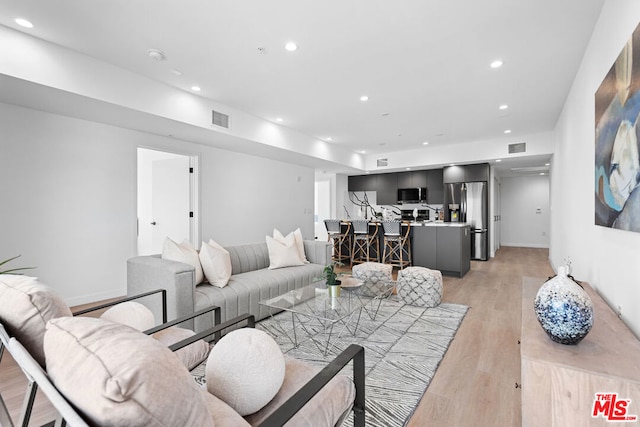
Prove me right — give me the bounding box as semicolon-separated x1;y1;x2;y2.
259;277;394;355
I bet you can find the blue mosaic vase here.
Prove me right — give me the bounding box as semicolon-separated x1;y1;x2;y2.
534;266;594;345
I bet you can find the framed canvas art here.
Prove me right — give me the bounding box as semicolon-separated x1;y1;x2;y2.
595;22;640;232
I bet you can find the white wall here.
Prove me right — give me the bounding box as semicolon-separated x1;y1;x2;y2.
0;102;315;306
500;175;550;248
551;0;640;337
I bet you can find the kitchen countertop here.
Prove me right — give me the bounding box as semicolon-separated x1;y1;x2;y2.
408;221;469;227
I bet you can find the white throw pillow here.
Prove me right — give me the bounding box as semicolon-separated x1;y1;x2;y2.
205;328;285;416
273;228;309;264
199;240;232;287
162;238;204;284
100;301;155;331
266;234;305;269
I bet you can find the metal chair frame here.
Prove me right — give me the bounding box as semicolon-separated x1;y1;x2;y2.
324;219;352;265
0;313;365;427
0;288;221;427
351;220;381;264
382;221;412;269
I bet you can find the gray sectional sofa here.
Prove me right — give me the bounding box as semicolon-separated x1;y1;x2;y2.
127;240;330;332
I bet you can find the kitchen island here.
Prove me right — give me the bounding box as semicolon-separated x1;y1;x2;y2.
410;222;470;277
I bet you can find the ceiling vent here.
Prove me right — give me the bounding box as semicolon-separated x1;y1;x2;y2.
508;142;526;154
377;158;388;167
212;110;230;129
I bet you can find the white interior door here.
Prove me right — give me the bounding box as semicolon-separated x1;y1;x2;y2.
151;157;191;252
315;180;331;241
137;148;196;255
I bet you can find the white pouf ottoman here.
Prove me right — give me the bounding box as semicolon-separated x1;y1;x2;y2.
397;266;443;308
351;262;393;297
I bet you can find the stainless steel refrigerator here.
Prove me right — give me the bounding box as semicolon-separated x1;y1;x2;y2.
445;182;488;260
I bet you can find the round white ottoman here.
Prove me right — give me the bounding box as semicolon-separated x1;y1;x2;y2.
397;266;443;308
351;262;393;297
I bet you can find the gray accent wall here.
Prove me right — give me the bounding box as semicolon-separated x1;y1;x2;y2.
0;102;315;306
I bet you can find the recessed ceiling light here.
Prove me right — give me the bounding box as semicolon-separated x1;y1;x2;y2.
504;129;512;134
499;104;509;110
359;150;366;154
365;171;371;174
285;42;298;52
422;141;429;145
191;86;201;92
147;49;166;61
545;163;550;166
406;167;411;170
490;59;504;69
276;117;283;122
540;172;546;176
496;159;502;162
15;18;33;28
324;137;333;141
360;95;369;102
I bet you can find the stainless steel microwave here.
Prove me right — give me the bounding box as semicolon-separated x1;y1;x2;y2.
397;187;427;204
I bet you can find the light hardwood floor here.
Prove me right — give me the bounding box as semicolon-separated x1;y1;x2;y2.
0;246;554;426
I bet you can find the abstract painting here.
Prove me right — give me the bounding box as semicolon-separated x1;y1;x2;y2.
595;22;640;232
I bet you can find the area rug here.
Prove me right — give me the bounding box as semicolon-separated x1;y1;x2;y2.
256;299;469;427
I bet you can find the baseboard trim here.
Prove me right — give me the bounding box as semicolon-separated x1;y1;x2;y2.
500;243;549;249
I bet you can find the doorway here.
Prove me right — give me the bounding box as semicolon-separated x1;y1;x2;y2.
315;180;331;241
137;148;198;255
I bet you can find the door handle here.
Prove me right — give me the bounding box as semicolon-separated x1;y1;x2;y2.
150;221;157;226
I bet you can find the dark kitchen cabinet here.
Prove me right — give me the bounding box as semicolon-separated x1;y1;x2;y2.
426;169;443;204
465;163;489;182
443;163;489;183
411;226;437;268
436;226;471;277
376;173;398;205
411;225;470;277
348;174;377;191
397;171;427;188
443;166;465;183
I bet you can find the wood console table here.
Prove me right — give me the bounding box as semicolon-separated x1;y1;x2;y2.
521;277;640;426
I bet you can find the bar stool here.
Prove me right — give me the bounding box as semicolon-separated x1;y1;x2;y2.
382;220;412;269
351;220;380;265
324;219;352;264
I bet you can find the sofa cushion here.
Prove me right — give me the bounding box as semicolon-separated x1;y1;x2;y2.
162;238;204;284
202;391;250;426
199;239;232;287
194;263;324;328
266;234;305;269
0;275;72;366
244;356;356;426
44;317;213;427
206;328;285;416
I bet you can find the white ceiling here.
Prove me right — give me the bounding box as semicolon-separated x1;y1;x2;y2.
0;0;604;175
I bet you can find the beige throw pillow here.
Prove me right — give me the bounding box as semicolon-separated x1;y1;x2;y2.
162;238;204;284
199;239;232;287
152;327;210;370
0;275;72;366
273;228;309;264
266;234;305;269
100;301;155;331
99;301;210;370
44;317;213;427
